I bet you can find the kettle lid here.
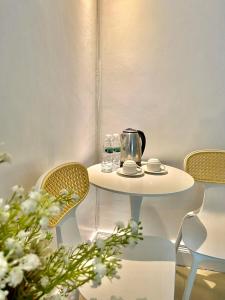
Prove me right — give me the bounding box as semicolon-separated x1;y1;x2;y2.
123;128;137;133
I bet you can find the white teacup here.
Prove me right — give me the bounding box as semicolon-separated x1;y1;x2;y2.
147;158;166;172
123;160;141;175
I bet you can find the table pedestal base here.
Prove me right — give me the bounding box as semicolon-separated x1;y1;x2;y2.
130;195;143;222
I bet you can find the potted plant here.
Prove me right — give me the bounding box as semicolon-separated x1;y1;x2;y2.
0;152;142;299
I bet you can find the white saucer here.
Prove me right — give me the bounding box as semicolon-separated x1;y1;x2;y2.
143;165;168;175
117;167;144;177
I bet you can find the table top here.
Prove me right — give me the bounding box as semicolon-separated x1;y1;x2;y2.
87;163;194;196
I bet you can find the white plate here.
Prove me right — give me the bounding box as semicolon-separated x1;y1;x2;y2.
143;165;168;175
117;167;144;177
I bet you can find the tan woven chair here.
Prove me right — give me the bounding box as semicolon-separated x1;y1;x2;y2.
181;150;225;300
40;162;89;246
184;149;225;184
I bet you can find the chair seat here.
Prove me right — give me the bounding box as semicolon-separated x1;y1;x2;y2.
182;214;225;260
80;236;176;300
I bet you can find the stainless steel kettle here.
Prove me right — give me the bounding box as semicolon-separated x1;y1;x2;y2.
120;128;146;166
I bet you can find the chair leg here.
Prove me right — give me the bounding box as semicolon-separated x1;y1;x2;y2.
182;252;202;300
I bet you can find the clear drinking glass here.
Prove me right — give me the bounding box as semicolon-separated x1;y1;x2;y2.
101;134;113;172
112;133;121;171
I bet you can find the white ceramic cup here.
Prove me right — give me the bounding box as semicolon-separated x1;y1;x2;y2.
147;158;166;172
123;160;141;175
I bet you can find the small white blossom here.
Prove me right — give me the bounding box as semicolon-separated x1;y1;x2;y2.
71;193;79;200
3;205;10;211
94;263;106;278
0;290;8;300
5;238;23;256
12;185;24;196
29;191;41;201
7;267;23;287
0;252;8;279
18;230;29;241
59;189;68;196
48;205;60;216
0;280;6;289
129;220;138;233
96;238;105;250
40;276;49;288
21;199;37;214
115;221;125;229
5;238;16;250
39;216;49;229
20;254;40;271
0;211;9;224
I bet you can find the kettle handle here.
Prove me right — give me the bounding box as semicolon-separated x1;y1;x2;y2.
137;130;146;155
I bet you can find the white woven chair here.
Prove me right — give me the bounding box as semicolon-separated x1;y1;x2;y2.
180;150;225;300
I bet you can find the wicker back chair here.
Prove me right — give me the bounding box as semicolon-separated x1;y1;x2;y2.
184;149;225;184
40;162;89;245
181;150;225;300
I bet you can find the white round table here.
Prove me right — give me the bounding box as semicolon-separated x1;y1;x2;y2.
88;164;194;222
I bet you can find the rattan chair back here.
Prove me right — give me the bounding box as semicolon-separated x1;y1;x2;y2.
184;150;225;184
41;162;89;227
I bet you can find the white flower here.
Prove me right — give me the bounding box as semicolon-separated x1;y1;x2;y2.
71;193;79;200
5;238;16;250
39;216;49;229
0;152;11;163
129;220;138;233
0;290;8;300
94;263;106;278
96;238;105;250
0;252;8;279
29;191;41;201
48;205;60;216
21;199;37;214
59;189;68;196
0;211;9;224
12;185;24;196
18;230;29;241
7;267;23;287
3;205;9;211
40;276;49;288
20;254;40;271
115;221;125;229
0;281;6;289
5;238;23;256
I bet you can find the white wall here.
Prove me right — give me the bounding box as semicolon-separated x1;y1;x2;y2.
0;0;97;240
97;0;225;240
